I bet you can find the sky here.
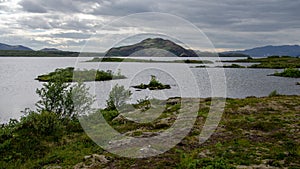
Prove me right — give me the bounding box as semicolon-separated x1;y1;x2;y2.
0;0;299;52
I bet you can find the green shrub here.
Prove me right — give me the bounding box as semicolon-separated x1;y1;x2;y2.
273;68;300;78
268;90;279;97
106;84;132;110
203;158;234;169
177;152;199;169
101;110;119;122
18;111;63;140
36;80;94;120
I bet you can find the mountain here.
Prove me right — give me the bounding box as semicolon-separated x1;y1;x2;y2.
105;38;198;57
40;48;61;52
224;45;300;57
0;43;33;51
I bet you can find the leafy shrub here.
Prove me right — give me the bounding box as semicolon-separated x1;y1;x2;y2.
18;111;63;139
203;158;234;169
0;111;63;162
101;110;119;122
268;90;279;97
106;84;132;110
177;152;199;169
36;80;94;120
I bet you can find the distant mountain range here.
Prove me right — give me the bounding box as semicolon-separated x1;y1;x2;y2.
0;43;62;52
223;45;300;57
0;43;33;51
105;38;198;57
1;41;300;57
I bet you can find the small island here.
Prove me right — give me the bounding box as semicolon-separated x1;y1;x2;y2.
132;75;171;90
271;68;300;78
219;64;246;68
35;67;126;82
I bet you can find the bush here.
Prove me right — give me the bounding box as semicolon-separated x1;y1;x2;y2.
0;111;63;162
36;79;94;120
177;152;199;169
18;111;63;140
268;90;279;97
203;158;234;169
101;110;119;121
106;84;132;110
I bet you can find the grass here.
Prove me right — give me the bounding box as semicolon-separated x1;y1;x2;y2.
1;95;300;168
35;67;126;82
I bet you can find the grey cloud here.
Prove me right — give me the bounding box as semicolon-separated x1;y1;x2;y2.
19;0;47;13
6;0;300;51
18;16;53;29
53;32;92;39
16;14;99;32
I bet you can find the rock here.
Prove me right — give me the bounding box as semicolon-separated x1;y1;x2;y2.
92;154;109;164
112;114;130;124
139;145;162;157
73;154;109;169
84;155;92;160
198;152;207;158
166;97;181;105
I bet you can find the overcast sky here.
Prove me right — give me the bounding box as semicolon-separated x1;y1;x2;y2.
0;0;299;52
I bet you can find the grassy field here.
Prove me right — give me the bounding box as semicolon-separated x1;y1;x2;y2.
1;95;299;169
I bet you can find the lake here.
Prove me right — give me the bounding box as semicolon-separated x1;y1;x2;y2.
0;57;299;123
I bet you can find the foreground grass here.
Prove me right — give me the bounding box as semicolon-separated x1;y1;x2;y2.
1;95;299;168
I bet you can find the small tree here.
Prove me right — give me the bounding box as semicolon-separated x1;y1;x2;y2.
36;78;94;120
106;84;132;110
65;81;95;119
36;79;69;116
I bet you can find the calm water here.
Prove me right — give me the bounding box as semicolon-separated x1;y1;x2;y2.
0;57;299;122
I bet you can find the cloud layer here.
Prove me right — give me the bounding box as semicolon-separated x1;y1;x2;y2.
0;0;299;52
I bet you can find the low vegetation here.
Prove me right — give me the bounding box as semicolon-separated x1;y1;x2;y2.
221;64;246;68
268;90;280;97
35;67;126;82
132;75;171;90
0;78;299;168
224;56;300;69
272;68;300;78
0;50;80;57
87;57;213;64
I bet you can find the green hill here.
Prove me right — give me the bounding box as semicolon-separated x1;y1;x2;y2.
105;38;198;57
